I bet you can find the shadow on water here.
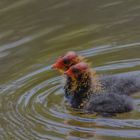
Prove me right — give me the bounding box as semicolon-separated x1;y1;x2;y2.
0;0;140;139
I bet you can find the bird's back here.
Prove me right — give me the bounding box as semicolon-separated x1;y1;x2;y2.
100;71;140;95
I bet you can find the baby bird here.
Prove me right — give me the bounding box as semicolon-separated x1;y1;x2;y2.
64;62;134;115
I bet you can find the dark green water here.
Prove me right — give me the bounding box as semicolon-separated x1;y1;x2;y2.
0;0;140;139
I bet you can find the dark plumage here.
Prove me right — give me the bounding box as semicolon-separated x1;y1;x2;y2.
52;51;140;114
64;69;93;109
100;71;140;96
64;62;137;114
52;51;140;96
86;93;134;115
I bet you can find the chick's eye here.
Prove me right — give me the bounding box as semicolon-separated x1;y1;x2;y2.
72;68;80;74
63;59;70;64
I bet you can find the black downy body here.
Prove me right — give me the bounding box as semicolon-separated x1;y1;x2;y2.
63;71;140;114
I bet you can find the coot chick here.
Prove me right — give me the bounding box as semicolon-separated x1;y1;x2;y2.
52;51;140;96
100;72;140;96
64;62;134;114
52;51;83;72
52;51;84;96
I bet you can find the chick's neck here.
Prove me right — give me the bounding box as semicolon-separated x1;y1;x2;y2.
66;71;93;109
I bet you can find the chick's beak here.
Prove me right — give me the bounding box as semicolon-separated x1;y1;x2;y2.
51;61;64;72
64;69;74;77
51;63;58;69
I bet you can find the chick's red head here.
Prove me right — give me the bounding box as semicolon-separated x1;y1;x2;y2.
52;51;81;72
65;62;89;78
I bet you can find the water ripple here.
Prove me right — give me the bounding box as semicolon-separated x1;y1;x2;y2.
0;0;34;13
96;59;140;71
1;62;140;139
79;42;140;57
1;0;140;139
0;25;63;53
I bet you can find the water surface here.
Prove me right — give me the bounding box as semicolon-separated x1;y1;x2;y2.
0;0;140;139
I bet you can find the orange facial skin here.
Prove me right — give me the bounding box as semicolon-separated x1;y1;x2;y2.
64;62;89;78
52;51;83;73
